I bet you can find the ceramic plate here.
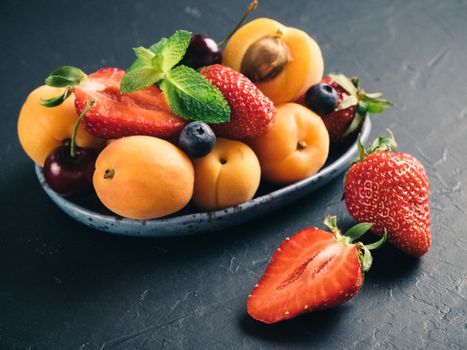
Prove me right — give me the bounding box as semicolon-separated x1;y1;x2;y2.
36;118;371;237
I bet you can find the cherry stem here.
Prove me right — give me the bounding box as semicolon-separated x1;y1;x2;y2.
218;0;258;47
70;99;95;158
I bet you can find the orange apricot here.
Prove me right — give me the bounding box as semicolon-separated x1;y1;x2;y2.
223;18;324;105
192;138;261;211
93;136;194;220
249;103;329;184
17;85;104;166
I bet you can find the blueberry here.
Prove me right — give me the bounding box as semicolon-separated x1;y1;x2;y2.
304;83;338;116
179;121;216;158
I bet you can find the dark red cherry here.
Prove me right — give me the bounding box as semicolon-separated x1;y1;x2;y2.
43;140;97;196
180;34;222;69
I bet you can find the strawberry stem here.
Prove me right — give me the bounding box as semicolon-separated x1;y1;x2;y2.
323;215;341;237
70;100;95;158
366;129;398;155
218;0;258;47
356;135;367;161
358;229;388;272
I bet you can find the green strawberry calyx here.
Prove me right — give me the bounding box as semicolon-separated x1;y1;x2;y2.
356;129;398;162
323;215;387;272
330;74;394;137
40;66;88;107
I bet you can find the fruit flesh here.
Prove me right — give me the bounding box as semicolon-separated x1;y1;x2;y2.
93;136;194;220
192;138;261;211
247;228;363;324
17;85;103;166
74;68;186;139
250;103;329;184
223;18;324;105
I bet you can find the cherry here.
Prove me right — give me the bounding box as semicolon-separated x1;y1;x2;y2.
180;1;258;70
180;34;222;70
43;142;97;196
42;99;97;196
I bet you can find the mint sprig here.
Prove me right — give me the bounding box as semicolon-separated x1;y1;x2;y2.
121;30;231;124
161;66;230;123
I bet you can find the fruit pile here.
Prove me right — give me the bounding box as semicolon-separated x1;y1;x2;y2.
248;132;431;323
17;1;431;323
17;1;392;219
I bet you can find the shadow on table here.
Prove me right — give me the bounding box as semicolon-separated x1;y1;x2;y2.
239;305;350;345
365;242;422;284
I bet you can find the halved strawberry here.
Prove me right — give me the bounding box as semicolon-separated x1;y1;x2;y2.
247;216;386;324
74;68;186;139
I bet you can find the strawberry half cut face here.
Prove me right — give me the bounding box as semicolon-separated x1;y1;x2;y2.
247;217;387;324
74;68;187;139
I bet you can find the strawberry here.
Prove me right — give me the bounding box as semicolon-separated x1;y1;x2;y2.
74;68;186;139
306;74;392;143
200;64;276;139
344;131;431;256
247;216;386;324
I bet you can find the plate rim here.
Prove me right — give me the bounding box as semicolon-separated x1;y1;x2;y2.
35;118;372;235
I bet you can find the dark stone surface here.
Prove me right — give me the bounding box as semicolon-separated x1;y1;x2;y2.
0;0;466;348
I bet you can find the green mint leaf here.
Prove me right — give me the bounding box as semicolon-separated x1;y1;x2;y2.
45;66;86;87
128;38;168;70
157;30;191;72
149;38;168;54
120;67;164;94
151;53;165;73
160;65;230;123
133;47;155;66
40;87;72;107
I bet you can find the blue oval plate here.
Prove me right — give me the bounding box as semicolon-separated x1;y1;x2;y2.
36;118;371;237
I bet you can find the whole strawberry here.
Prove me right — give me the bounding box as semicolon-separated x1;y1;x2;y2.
344;131;431;256
200;64;276;139
247;216;386;324
305;74;392;143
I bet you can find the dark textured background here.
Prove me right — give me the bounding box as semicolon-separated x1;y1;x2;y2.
1;0;466;349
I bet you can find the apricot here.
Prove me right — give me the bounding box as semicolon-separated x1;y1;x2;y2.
192;138;261;211
17;85;104;166
93;136;194;220
223;18;324;105
249;103;329;184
